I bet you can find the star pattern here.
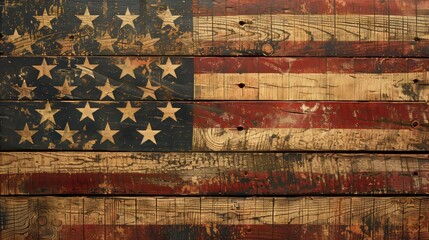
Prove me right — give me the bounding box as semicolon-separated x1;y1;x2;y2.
116;57;138;79
9;30;34;54
138;123;161;145
3;2;190;55
8;29;21;42
55;77;77;98
2;3;193;150
96;79;118;100
158;102;180;122
157;58;181;79
13;80;36;100
16;123;38;144
136;33;160;52
117;7;139;30
157;7;181;29
77;57;99;79
36;102;60;124
33;58;56;80
139;80;160;100
77;102;99;121
98;123;119;144
98;34;118;52
76;7;99;29
34;9;56;30
117;101;140;122
56;123;78;143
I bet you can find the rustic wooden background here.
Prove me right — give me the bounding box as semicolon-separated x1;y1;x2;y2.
0;0;429;239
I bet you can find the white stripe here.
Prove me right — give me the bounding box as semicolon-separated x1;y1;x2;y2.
194;72;428;100
194;14;428;42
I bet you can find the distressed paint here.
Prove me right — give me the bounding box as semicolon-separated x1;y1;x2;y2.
0;101;428;151
0;197;427;239
0;152;427;195
1;57;428;101
1;0;429;56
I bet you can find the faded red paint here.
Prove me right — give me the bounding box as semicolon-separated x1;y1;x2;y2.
193;102;428;129
0;170;425;195
195;57;428;74
197;41;429;57
56;223;419;240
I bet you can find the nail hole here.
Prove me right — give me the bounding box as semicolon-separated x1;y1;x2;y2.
413;79;419;84
246;228;252;233
239;21;246;26
411;121;419;128
244;171;248;176
0;33;3;39
238;83;245;88
237;126;244;131
69;35;75;40
414;37;421;42
413;171;418;176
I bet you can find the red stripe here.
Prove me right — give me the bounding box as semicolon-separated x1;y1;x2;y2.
193;0;419;16
194;102;428;129
58;224;401;240
196;41;429;57
1;171;425;195
194;57;428;74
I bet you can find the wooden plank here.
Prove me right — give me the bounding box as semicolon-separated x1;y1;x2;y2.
1;0;428;56
1;57;428;101
0;56;194;101
0;101;428;151
0;197;428;239
0;152;428;195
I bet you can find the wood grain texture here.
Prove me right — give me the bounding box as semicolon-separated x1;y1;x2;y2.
1;57;428;101
0;196;428;239
0;152;428;195
0;101;428;151
0;56;194;101
194;57;429;101
1;0;428;56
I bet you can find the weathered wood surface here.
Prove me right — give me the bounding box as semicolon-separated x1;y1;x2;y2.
0;196;428;239
1;0;429;56
1;56;428;101
0;152;428;195
0;101;428;151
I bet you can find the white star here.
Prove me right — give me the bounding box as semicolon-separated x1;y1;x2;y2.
158;102;180;122
98;123;119;144
116;57;138;79
54;77;77;98
33;58;56;80
96;79;118;100
117;101;140;122
77;57;98;78
117;7;139;29
75;6;99;29
16;123;38;144
157;58;181;79
56;123;78;143
8;29;21;42
157;7;180;29
77;102;99;121
34;9;56;30
139;80;160;100
36;102;60;124
138;123;161;145
13;80;36;100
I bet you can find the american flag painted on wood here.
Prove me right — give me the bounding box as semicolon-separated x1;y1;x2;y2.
1;0;429;239
0;0;428;56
